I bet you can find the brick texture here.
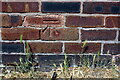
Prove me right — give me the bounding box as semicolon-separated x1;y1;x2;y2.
41;2;80;13
1;2;39;12
0;14;10;27
23;15;64;27
0;14;22;27
1;28;40;40
103;43;120;55
28;42;62;53
2;42;24;53
65;43;101;54
81;30;116;41
105;16;120;28
83;2;120;14
66;16;104;27
41;28;79;41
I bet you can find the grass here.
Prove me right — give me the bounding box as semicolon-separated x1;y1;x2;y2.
1;37;120;79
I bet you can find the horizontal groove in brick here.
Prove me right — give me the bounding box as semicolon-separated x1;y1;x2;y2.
1;2;39;13
103;43;120;55
28;42;62;53
81;30;116;41
1;28;40;40
41;2;80;13
0;14;22;27
41;28;79;41
105;16;120;28
1;42;24;53
23;15;64;27
65;43;101;54
83;2;120;14
66;16;104;27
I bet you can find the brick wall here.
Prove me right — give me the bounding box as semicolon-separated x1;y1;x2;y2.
0;0;120;68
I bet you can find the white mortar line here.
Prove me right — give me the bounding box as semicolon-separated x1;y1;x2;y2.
80;1;83;14
0;13;120;16
104;16;106;26
62;42;65;54
101;43;104;55
78;28;81;42
1;40;120;43
116;29;119;41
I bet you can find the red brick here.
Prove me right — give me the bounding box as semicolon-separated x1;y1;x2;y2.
83;2;120;14
1;2;39;13
28;42;62;53
81;30;116;41
105;16;120;28
1;28;40;40
23;15;64;27
66;16;104;27
0;14;11;26
65;43;101;54
103;43;120;55
0;14;22;27
41;28;79;40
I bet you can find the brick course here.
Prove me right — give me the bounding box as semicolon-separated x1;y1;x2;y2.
66;16;104;27
1;2;39;12
0;14;22;27
81;30;116;41
83;2;120;14
65;43;101;54
1;28;40;40
41;28;79;41
103;43;120;55
28;42;62;53
23;15;64;27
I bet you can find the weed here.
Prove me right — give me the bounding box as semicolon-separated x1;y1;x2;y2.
14;35;35;73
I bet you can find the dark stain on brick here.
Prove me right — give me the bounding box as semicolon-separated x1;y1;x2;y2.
2;42;24;53
11;16;20;23
83;2;120;14
111;6;120;13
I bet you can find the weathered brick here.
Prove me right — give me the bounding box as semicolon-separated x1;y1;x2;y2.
1;2;39;12
1;28;40;40
65;43;101;54
2;54;26;64
2;42;24;53
66;16;104;27
10;15;22;27
0;14;10;27
0;14;22;27
105;16;120;28
28;42;62;53
42;2;80;13
41;28;79;41
81;30;116;41
23;15;64;27
83;2;120;14
103;43;120;55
